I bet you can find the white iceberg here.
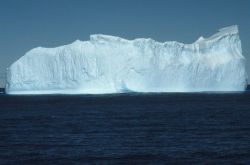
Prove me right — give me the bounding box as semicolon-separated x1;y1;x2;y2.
6;25;248;94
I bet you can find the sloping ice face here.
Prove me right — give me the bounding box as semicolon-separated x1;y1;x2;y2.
6;25;248;94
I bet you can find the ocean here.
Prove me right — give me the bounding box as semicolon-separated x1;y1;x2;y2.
0;88;250;164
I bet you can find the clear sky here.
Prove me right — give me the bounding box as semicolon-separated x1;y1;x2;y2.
0;0;249;87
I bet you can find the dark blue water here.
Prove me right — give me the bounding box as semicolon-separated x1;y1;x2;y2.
0;89;250;164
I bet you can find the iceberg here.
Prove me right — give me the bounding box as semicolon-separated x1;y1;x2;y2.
5;25;248;94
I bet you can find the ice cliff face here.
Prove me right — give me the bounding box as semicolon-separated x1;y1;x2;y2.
6;25;248;94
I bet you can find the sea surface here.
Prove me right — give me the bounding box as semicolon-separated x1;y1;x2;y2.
0;88;250;164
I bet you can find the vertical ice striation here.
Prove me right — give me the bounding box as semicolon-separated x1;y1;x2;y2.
6;25;248;94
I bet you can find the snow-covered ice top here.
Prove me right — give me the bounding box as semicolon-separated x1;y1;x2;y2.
6;25;247;94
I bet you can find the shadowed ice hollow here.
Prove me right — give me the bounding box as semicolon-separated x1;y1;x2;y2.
6;25;248;94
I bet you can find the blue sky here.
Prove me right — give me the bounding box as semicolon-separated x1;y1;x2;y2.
0;0;249;87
